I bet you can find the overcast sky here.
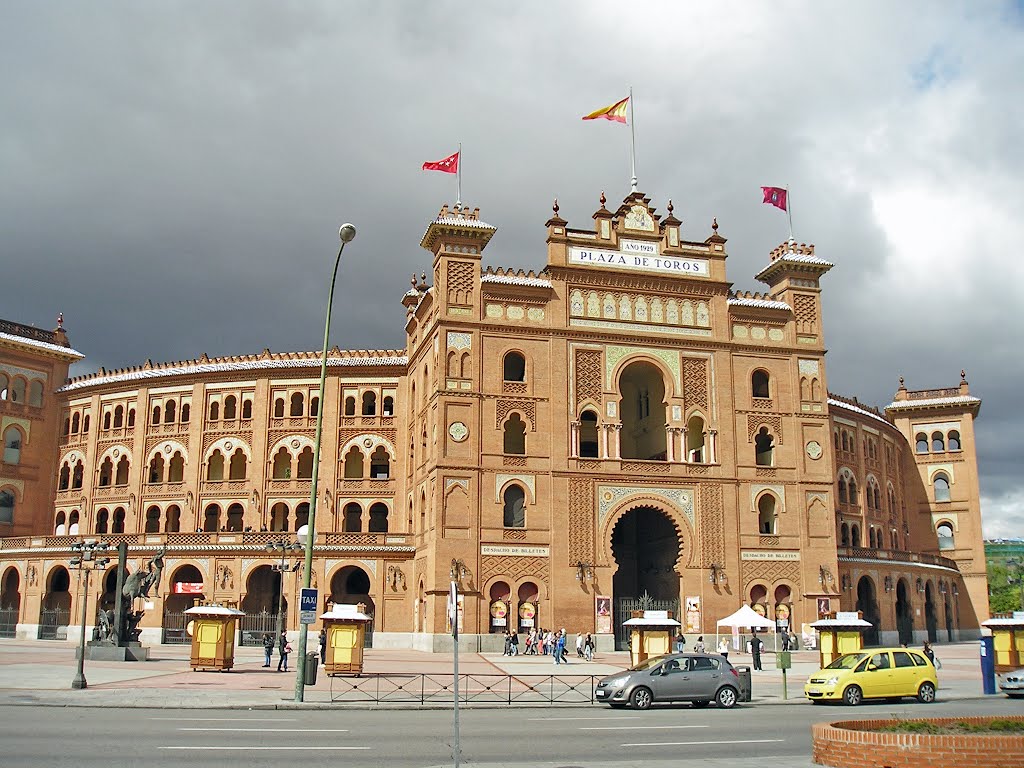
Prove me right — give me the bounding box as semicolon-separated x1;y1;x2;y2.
3;2;1022;537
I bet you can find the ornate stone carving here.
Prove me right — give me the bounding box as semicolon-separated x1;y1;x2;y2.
747;413;783;443
568;477;594;566
741;558;801;587
575;349;602;408
597;485;694;528
699;483;725;569
446;332;472;350
481;554;549;585
495;398;536;430
605;346;681;391
447;262;475;306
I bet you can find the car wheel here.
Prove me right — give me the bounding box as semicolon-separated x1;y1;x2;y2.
842;685;863;706
692;700;711;708
630;686;653;710
715;686;738;709
608;701;627;709
917;681;937;703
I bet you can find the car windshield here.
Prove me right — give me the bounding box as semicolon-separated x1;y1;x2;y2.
825;653;868;670
629;655;671;672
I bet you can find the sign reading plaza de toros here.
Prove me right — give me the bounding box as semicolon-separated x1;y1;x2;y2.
569;243;710;278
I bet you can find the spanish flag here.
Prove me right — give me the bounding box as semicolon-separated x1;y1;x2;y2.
582;96;629;123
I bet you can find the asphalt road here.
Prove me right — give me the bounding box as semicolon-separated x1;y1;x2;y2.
2;698;1020;768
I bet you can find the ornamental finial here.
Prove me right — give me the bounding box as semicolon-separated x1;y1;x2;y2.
712;217;719;232
667;199;674;215
600;191;607;207
553;199;559;216
57;312;64;329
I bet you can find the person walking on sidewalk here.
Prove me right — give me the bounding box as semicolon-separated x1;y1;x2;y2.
584;632;595;662
509;630;519;656
750;632;764;671
553;628;567;665
319;628;327;665
674;631;686;653
717;637;730;660
576;631;584;658
277;631;291;672
262;633;274;667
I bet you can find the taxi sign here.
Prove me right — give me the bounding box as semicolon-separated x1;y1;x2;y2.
300;587;318;625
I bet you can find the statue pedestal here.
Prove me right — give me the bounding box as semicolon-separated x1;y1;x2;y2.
78;641;151;662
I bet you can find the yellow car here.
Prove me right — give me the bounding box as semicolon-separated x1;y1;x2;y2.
804;648;938;705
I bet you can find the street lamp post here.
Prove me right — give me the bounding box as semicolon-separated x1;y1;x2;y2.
69;540;111;690
295;223;356;701
265;539;302;648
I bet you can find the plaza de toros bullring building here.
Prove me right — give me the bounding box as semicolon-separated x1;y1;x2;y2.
0;190;989;652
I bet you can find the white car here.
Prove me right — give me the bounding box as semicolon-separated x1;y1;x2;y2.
998;668;1024;698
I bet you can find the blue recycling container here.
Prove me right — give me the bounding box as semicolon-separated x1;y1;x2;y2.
979;636;997;695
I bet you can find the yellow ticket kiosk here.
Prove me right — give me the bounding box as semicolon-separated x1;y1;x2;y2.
809;611;873;668
184;604;245;671
982;614;1024;672
322;603;373;676
622;610;681;667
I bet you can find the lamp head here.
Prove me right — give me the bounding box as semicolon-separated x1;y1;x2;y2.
339;223;357;243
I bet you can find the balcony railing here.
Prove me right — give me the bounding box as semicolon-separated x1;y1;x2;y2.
837;546;959;570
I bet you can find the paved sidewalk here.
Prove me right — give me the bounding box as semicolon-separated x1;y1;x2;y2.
0;638;990;710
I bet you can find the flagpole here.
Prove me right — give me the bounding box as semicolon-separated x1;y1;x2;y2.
456;142;462;208
786;185;794;242
629;86;637;192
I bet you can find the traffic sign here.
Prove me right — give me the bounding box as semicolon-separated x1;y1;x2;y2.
300;587;318;625
448;582;459;639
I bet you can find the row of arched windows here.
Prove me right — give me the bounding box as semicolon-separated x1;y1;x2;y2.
916;430;962;454
342;391;395;417
568;290;711;327
62;410;90;436
341;501;389;532
0;374;44;407
104;405;136;430
152;399;191;425
272;392;319;419
342;446;391;479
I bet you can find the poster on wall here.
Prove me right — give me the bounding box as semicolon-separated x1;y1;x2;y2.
775;603;791;631
446;595;465;634
685;596;701;633
817;598;831;617
490;600;508;627
752;602;767;617
595;596;612;634
519;601;536;628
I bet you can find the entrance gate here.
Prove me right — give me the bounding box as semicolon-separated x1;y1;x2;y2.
614;595;679;651
238;608;280;646
0;607;17;638
162;609;192;644
37;607;70;640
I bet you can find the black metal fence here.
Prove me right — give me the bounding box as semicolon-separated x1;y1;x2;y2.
325;673;602;705
238;609;280;646
37;607;70;640
0;606;17;638
162;609;191;644
615;596;678;650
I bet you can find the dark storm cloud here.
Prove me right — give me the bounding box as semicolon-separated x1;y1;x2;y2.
2;2;1021;533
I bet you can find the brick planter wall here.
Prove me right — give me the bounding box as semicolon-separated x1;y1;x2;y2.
812;715;1024;768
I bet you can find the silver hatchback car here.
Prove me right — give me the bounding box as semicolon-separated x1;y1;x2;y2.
595;653;745;710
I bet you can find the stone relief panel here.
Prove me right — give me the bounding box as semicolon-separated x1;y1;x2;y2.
605;346;681;392
446;332;472;350
741;558;801;589
575;349;602;408
682;357;709;412
447;262;474;306
481;555;549;587
747;413;784;443
699;483;725;568
597;485;694;528
495;399;537;431
568;477;594;566
495;474;536;502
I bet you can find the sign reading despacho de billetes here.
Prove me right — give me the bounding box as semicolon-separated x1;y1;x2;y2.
480;545;550;557
569;244;710;278
740;551;801;561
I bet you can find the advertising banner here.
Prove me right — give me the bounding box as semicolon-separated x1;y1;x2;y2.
595;596;612;634
685;596;701;633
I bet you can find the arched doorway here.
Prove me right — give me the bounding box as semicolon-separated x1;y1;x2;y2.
39;566;71;640
330;565;375;646
239;565;284;646
855;576;881;646
163;565;205;644
0;566;20;637
895;579;914;646
517;581;539;635
488;581;511;635
924;581;938;643
618;361;668;460
611;506;681;649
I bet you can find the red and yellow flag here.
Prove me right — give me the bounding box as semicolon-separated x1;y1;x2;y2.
582;96;629;123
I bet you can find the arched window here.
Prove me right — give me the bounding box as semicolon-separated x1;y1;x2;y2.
0;490;14;524
69;510;80;534
226;503;244;532
164;400;176;423
241;400;252;419
833;431;839;450
168;452;185;482
343;447;364;479
274;398;285;418
850;524;860;547
207;451;224;481
98;457;113;487
579;411;599;458
113;405;124;428
686;414;706;463
58;462;71;490
936;522;954;550
223;395;236;420
503;352;526;383
840;522;850;547
370;447;390;479
848;475;858;503
103;412;112;430
228;449;247;480
868;528;877;549
310;396;319;417
72;461;84;489
838;476;848;504
150;406;160;426
344;396;356;416
296;447;313;479
751;369;770;398
947;430;961;451
115;456;130;485
84;413;92;432
209;401;219;421
272;447;291;479
0;374;7;400
383;396;394;417
343;502;361;532
3;427;22;464
148;454;164;483
931;431;945;452
915;433;928;453
290;392;304;417
619;361;667;460
203;504;220;533
145;506;160;533
361;391;376;416
165;505;181;533
873;485;881;510
933;473;951;502
69;413;78;434
754;427;774;466
294;502;309;530
503;485;526;528
757;494;777;534
368;502;389;533
11;378;25;402
55;510;66;535
503;414;526;455
270;503;289;532
95;508;109;534
179;404;188;423
29;380;44;406
112;506;125;533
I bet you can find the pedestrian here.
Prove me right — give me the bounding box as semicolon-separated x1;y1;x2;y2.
750;632;763;671
319;628;327;665
922;641;935;666
509;630;519;656
503;630;512;656
781;631;790;652
262;633;274;667
277;631;291;672
674;631;686;653
576;631;584;658
789;631;799;651
584;632;595;661
717;637;729;660
554;628;568;665
537;629;546;656
693;635;705;653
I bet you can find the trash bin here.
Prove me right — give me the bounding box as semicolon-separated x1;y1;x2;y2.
734;665;752;702
304;652;319;686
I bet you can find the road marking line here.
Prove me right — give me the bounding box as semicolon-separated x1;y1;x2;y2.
150;718;296;722
585;729;704;733
621;738;786;747
526;716;639;721
160;746;370;751
176;728;348;732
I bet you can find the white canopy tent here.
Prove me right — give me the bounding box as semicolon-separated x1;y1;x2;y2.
716;604;776;630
